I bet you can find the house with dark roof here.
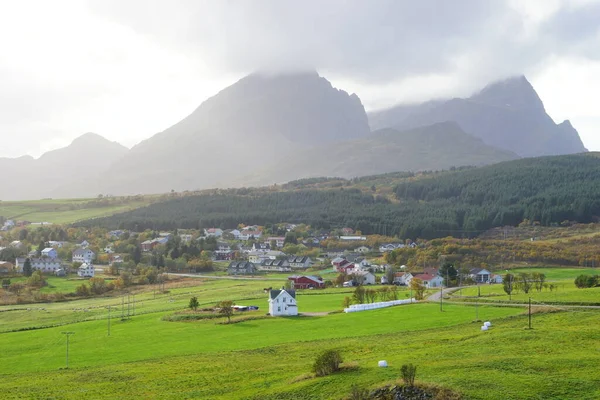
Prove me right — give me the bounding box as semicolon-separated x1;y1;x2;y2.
469;268;491;283
268;289;298;316
227;261;257;275
259;259;291;272
288;256;313;269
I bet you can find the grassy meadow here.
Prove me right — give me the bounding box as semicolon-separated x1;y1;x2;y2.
0;197;155;224
0;274;599;399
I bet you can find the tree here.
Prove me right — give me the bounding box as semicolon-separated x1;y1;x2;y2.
284;232;298;245
88;277;108;295
216;300;234;323
385;266;395;285
27;270;46;287
400;363;417;387
439;262;458;287
342;296;352;308
22;258;32;277
532;272;546;292
503;273;514;296
189;296;199;311
312;349;343;377
365;288;378;303
410;278;426;300
352;286;366;304
133;246;142;265
37;241;45;256
517;273;533;294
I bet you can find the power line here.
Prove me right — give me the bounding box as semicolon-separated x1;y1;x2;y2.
61;331;75;369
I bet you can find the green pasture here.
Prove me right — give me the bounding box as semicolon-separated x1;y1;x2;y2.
0;198;153;224
0;308;598;399
508;267;600;280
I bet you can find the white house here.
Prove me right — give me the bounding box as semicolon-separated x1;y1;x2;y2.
230;229;242;239
204;228;223;237
77;262;95;277
179;234;193;243
351;270;376;285
491;274;504;284
469;268;492;283
393;272;413;285
268;289;298;316
79;240;90;248
41;247;58;259
73;248;95;263
266;237;286;248
15;257;63;273
239;229;262;241
411;273;444;288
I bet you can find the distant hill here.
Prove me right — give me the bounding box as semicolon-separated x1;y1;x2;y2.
0;133;128;201
78;153;600;240
369;76;587;157
99;71;371;196
243;121;518;185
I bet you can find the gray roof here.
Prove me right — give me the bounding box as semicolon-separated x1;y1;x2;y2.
269;289;296;300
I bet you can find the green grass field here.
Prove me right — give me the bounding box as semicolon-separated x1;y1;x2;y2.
1;276;599;399
0;197;154;224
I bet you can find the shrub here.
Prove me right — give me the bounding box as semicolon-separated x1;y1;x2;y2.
347;384;370;400
574;274;599;288
312;349;343;377
401;363;417;387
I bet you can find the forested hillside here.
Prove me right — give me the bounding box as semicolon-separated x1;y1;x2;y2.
78;154;600;239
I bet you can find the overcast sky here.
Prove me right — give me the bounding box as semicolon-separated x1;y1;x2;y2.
1;0;599;158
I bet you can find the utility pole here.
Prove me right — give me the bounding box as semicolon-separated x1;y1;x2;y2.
475;300;479;322
133;294;135;316
439;284;443;312
528;297;532;329
121;295;124;319
61;332;75;368
107;306;111;336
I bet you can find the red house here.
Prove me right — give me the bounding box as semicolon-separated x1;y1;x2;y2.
288;275;325;289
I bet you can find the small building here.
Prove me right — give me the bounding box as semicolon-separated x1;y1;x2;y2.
227;261;257;275
288;275;324;289
491;274;504;284
239;229;262;241
350;270;376;285
41;248;58;259
266;237;285;248
73;248;96;263
469;268;492;283
77;262;95;277
179;234;193;243
259;259;291;272
15;257;63;274
288;256;313;269
268;289;298;316
204;228;223;237
393;272;413;286
411;273;444;288
0;261;13;274
55;268;66;277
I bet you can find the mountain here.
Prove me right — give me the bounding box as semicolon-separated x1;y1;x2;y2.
368;76;587;157
99;71;371;196
243;122;518;185
0;133;127;201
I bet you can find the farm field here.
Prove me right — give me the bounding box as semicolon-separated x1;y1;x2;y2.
450;267;600;305
0;197;155;224
0;296;598;399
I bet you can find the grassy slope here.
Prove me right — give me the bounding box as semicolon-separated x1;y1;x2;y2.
0;198;154;224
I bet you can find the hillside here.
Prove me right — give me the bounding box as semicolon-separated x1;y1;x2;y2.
244;122;518;185
78;153;600;239
99;71;371;196
0;133;128;201
369;76;587;157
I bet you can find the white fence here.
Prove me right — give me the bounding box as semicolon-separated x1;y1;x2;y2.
344;299;417;313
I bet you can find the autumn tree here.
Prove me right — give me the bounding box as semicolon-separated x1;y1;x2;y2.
410;278;426;300
216;300;234;323
517;273;533;294
352;286;366;304
365;288;378;303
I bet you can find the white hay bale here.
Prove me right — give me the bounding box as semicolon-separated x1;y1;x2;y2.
484;321;492;327
481;325;489;331
378;360;388;367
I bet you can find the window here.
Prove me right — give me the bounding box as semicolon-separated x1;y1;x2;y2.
277;307;281;312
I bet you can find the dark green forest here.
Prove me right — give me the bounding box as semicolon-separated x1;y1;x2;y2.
78;154;600;239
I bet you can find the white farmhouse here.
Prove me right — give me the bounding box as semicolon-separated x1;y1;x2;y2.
15;257;63;273
268;289;298;316
77;262;95;277
73;248;95;263
351;270;376;285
